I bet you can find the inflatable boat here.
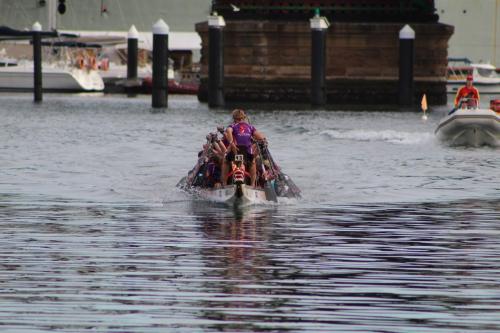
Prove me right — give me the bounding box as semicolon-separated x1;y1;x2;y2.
435;99;500;147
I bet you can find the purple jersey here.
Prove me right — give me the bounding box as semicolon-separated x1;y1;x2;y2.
230;122;255;153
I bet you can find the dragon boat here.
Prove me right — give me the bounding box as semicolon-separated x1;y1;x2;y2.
177;128;301;206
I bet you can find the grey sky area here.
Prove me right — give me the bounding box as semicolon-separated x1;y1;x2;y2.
0;0;211;32
1;0;499;64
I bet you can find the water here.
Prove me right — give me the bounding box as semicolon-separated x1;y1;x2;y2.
0;93;499;332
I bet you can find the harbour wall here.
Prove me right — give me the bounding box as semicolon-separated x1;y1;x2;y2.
196;21;454;106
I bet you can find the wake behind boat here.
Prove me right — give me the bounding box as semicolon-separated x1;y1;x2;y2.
177;127;301;206
435;98;500;147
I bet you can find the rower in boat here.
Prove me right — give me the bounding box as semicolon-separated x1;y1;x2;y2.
222;109;266;187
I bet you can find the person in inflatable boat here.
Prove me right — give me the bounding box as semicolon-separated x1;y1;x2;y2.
222;109;266;187
454;74;480;108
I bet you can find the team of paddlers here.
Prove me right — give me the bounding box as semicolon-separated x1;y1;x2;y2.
182;109;301;198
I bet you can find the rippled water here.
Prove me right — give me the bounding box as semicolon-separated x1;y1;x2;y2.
0;93;499;332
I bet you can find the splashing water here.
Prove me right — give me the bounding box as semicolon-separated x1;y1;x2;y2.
320;129;434;144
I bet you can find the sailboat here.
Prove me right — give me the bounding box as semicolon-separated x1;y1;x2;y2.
0;58;104;92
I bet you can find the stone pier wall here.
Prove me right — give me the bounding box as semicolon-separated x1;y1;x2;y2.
195;20;454;106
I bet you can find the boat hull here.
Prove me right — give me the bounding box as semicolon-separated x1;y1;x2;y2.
435;109;500;147
198;184;269;206
0;65;104;91
186;184;269;206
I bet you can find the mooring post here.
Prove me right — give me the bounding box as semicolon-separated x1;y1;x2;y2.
208;12;225;108
399;24;415;106
152;19;169;108
310;9;329;106
127;25;139;82
32;21;42;103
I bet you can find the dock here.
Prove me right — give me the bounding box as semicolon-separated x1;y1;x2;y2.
196;0;454;106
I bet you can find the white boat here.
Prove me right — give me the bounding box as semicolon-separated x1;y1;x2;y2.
193;184;269;206
0;60;104;91
447;58;500;94
178;129;301;206
179;172;299;207
435;101;500;147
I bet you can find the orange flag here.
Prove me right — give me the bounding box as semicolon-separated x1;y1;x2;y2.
421;94;428;112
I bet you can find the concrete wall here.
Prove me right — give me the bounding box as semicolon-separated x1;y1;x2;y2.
0;0;211;32
435;0;500;65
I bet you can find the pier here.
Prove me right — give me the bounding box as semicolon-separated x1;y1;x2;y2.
196;0;454;106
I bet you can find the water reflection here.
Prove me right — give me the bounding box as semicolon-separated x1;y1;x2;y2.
187;200;500;332
190;204;286;331
1;194;499;332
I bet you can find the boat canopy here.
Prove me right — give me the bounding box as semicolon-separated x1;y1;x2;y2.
0;25;76;40
39;41;103;49
472;63;496;70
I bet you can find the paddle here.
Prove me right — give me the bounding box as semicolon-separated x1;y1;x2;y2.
255;140;278;202
187;133;215;187
448;106;459;115
449;98;467;115
450;93;477;115
449;100;468;115
262;145;301;198
242;115;278;202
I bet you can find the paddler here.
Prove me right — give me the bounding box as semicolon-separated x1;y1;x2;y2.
221;109;266;187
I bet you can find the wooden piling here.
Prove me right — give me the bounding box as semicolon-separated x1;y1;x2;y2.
208;13;225;108
127;25;139;82
399;24;415;106
32;22;42;103
310;11;329;106
152;19;169;108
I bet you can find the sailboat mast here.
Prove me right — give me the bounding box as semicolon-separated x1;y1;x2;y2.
47;0;57;31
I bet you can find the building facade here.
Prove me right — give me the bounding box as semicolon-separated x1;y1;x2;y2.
436;0;500;65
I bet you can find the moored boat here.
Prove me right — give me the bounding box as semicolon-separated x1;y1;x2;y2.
435;98;500;147
177;128;301;206
0;60;104;91
447;58;500;94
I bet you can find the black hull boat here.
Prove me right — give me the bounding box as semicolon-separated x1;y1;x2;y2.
177;129;301;206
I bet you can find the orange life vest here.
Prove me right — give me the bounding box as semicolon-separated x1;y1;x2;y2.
454;86;480;107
